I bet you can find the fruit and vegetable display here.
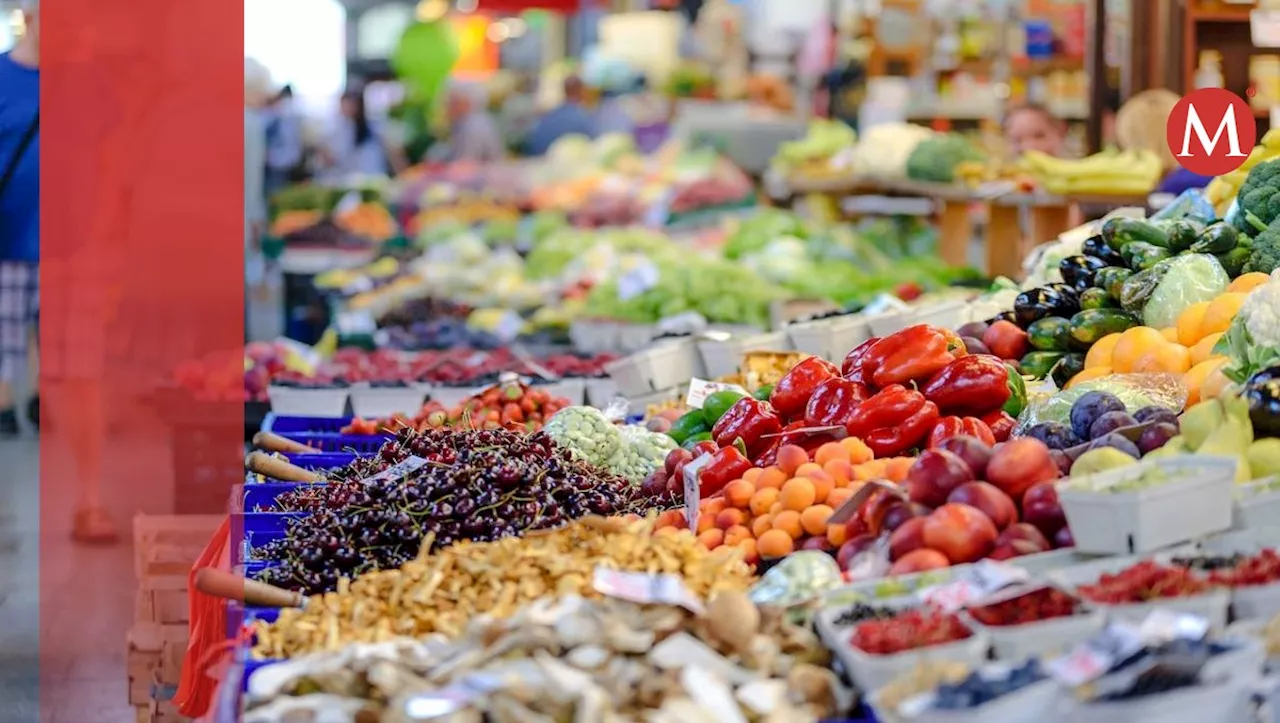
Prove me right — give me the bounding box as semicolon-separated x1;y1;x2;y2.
966;586;1082;627
1074;560;1212;604
1205;128;1280;217
338;380;571;435
849;608;973;655
770;118;857;179
1016;148;1164;196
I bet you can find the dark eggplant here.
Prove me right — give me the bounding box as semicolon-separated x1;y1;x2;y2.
1050;353;1086;389
1082;234;1126;266
1013;287;1079;328
1244;369;1280;438
1045;283;1082;306
987;311;1019;326
1059;254;1110;287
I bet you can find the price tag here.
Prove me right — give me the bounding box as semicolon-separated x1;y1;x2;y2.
917;560;1029;612
1138;610;1209;644
684;378;749;409
334;310;376;335
592;567;706;614
340;276;375;295
1046;622;1144;687
828;479;905;526
617;261;661;301
360;455;428;485
683;453;713;532
334;191;362;216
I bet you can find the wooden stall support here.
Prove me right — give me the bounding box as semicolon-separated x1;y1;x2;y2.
985;202;1024;280
936;199;972;268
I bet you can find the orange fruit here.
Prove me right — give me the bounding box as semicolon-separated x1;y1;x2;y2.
1160;327;1180;343
1182;357;1227;406
823;458;854;487
809;474;834;504
1131;343;1191;375
751;514;774;538
769;501;784;516
814;442;847;467
723;479;755;509
1085;333;1123;369
1202;293;1246;336
724;524;752;546
1176;302;1211;346
776;445;809;475
840;437;874;464
827;522;850;547
854;459;887;481
696;513;717;533
1201;363;1236;401
736;538;759;564
757;529;795;558
1228;272;1271;294
1190;332;1224;365
715;508;747;530
697;528;724;549
1112;327;1168;373
702;498;727;518
749;487;780;516
780;478;818;511
795;462;829;480
742;467;764;484
884;457;915;483
826;487;854;510
1066;366;1112;389
800;505;835;536
771;510;804;539
756;466;787;490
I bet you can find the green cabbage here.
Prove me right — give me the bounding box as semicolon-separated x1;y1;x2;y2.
1142;253;1229;329
543;406;623;467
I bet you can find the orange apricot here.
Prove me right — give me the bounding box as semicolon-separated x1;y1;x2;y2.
696;513;717;533
884;457;915;482
702;497;727;517
742;467;764;484
795;462;828;480
840;437;874;464
756;466;788;490
737;538;759;564
800;505;835;536
826;487;854;510
776;445;809;475
751;514;774;538
716;508;747;530
780;478;818;511
771;510;804;539
769;501;784;516
723;479;755;509
823;458;854;487
757;528;795;558
724;524;752;546
809;474;833;505
749;487;780;517
814;442;847;467
697;528;724;549
827;522;849;547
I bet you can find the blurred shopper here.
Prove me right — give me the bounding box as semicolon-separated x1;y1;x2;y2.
524;76;595;156
497;74;539;152
0;0;40;438
264;84;304;196
429;82;505;163
317;89;392;180
594;85;635;137
1004;103;1067;157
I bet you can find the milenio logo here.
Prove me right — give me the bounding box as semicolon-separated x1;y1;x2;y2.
1166;88;1257;176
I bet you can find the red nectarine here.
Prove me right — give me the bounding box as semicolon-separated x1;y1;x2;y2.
947;482;1017;531
889;548;951;575
922;503;998;564
888;517;928;561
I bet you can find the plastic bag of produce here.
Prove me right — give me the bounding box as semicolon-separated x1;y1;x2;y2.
1149;188;1217;224
1014;372;1188;434
749;551;844;607
1141;253;1230;329
608;425;678;484
543;406;623;467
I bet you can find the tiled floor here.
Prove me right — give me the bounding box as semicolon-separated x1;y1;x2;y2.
1;419;179;723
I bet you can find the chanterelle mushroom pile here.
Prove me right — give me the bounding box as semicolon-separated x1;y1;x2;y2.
244;592;843;723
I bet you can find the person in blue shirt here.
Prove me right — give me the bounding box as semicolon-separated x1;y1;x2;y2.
0;0;39;440
524;76;596;156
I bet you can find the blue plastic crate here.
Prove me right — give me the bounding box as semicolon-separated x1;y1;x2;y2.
242;482;306;511
262;413;352;435
284;451;357;468
281;432;387;454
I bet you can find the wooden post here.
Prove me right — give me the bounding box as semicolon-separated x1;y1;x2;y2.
1085;0;1108;154
1027;203;1073;256
937;199;971;267
985;202;1023;280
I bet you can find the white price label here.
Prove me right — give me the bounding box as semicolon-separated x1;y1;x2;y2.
617;261;661;301
1046;622;1144;687
917;560;1029;612
684;378;749;409
334;310;376;335
592;567;706;614
1254;10;1280;47
683;453;713;532
360;455;428;485
1138;610;1209;644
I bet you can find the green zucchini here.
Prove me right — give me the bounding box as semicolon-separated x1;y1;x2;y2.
1118;260;1172;313
1190;223;1240;254
1121;241;1173;271
1166;220;1203;253
1106;218;1171;250
1050;353;1087;389
1027;316;1072;352
1069;308;1140;347
1078;287;1115;310
1217;247;1251;277
1020;351;1067;380
1093;267;1132;301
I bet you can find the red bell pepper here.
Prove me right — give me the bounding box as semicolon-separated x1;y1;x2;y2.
698;446;752;498
803;377;868;428
864;325;965;389
769;356;840;420
776;420;841;454
981;410;1017;443
921;354;1012;417
753;439;780;468
927;416;996;448
711;397;782;458
864;401;940;458
845;385;939;457
841;337;881;386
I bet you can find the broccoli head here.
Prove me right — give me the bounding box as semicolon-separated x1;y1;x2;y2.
1246;217;1280;274
1234;159;1280;236
905;134;985;184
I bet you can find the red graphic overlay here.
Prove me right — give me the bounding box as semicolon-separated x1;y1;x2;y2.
41;0;243;720
1166;88;1257;176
